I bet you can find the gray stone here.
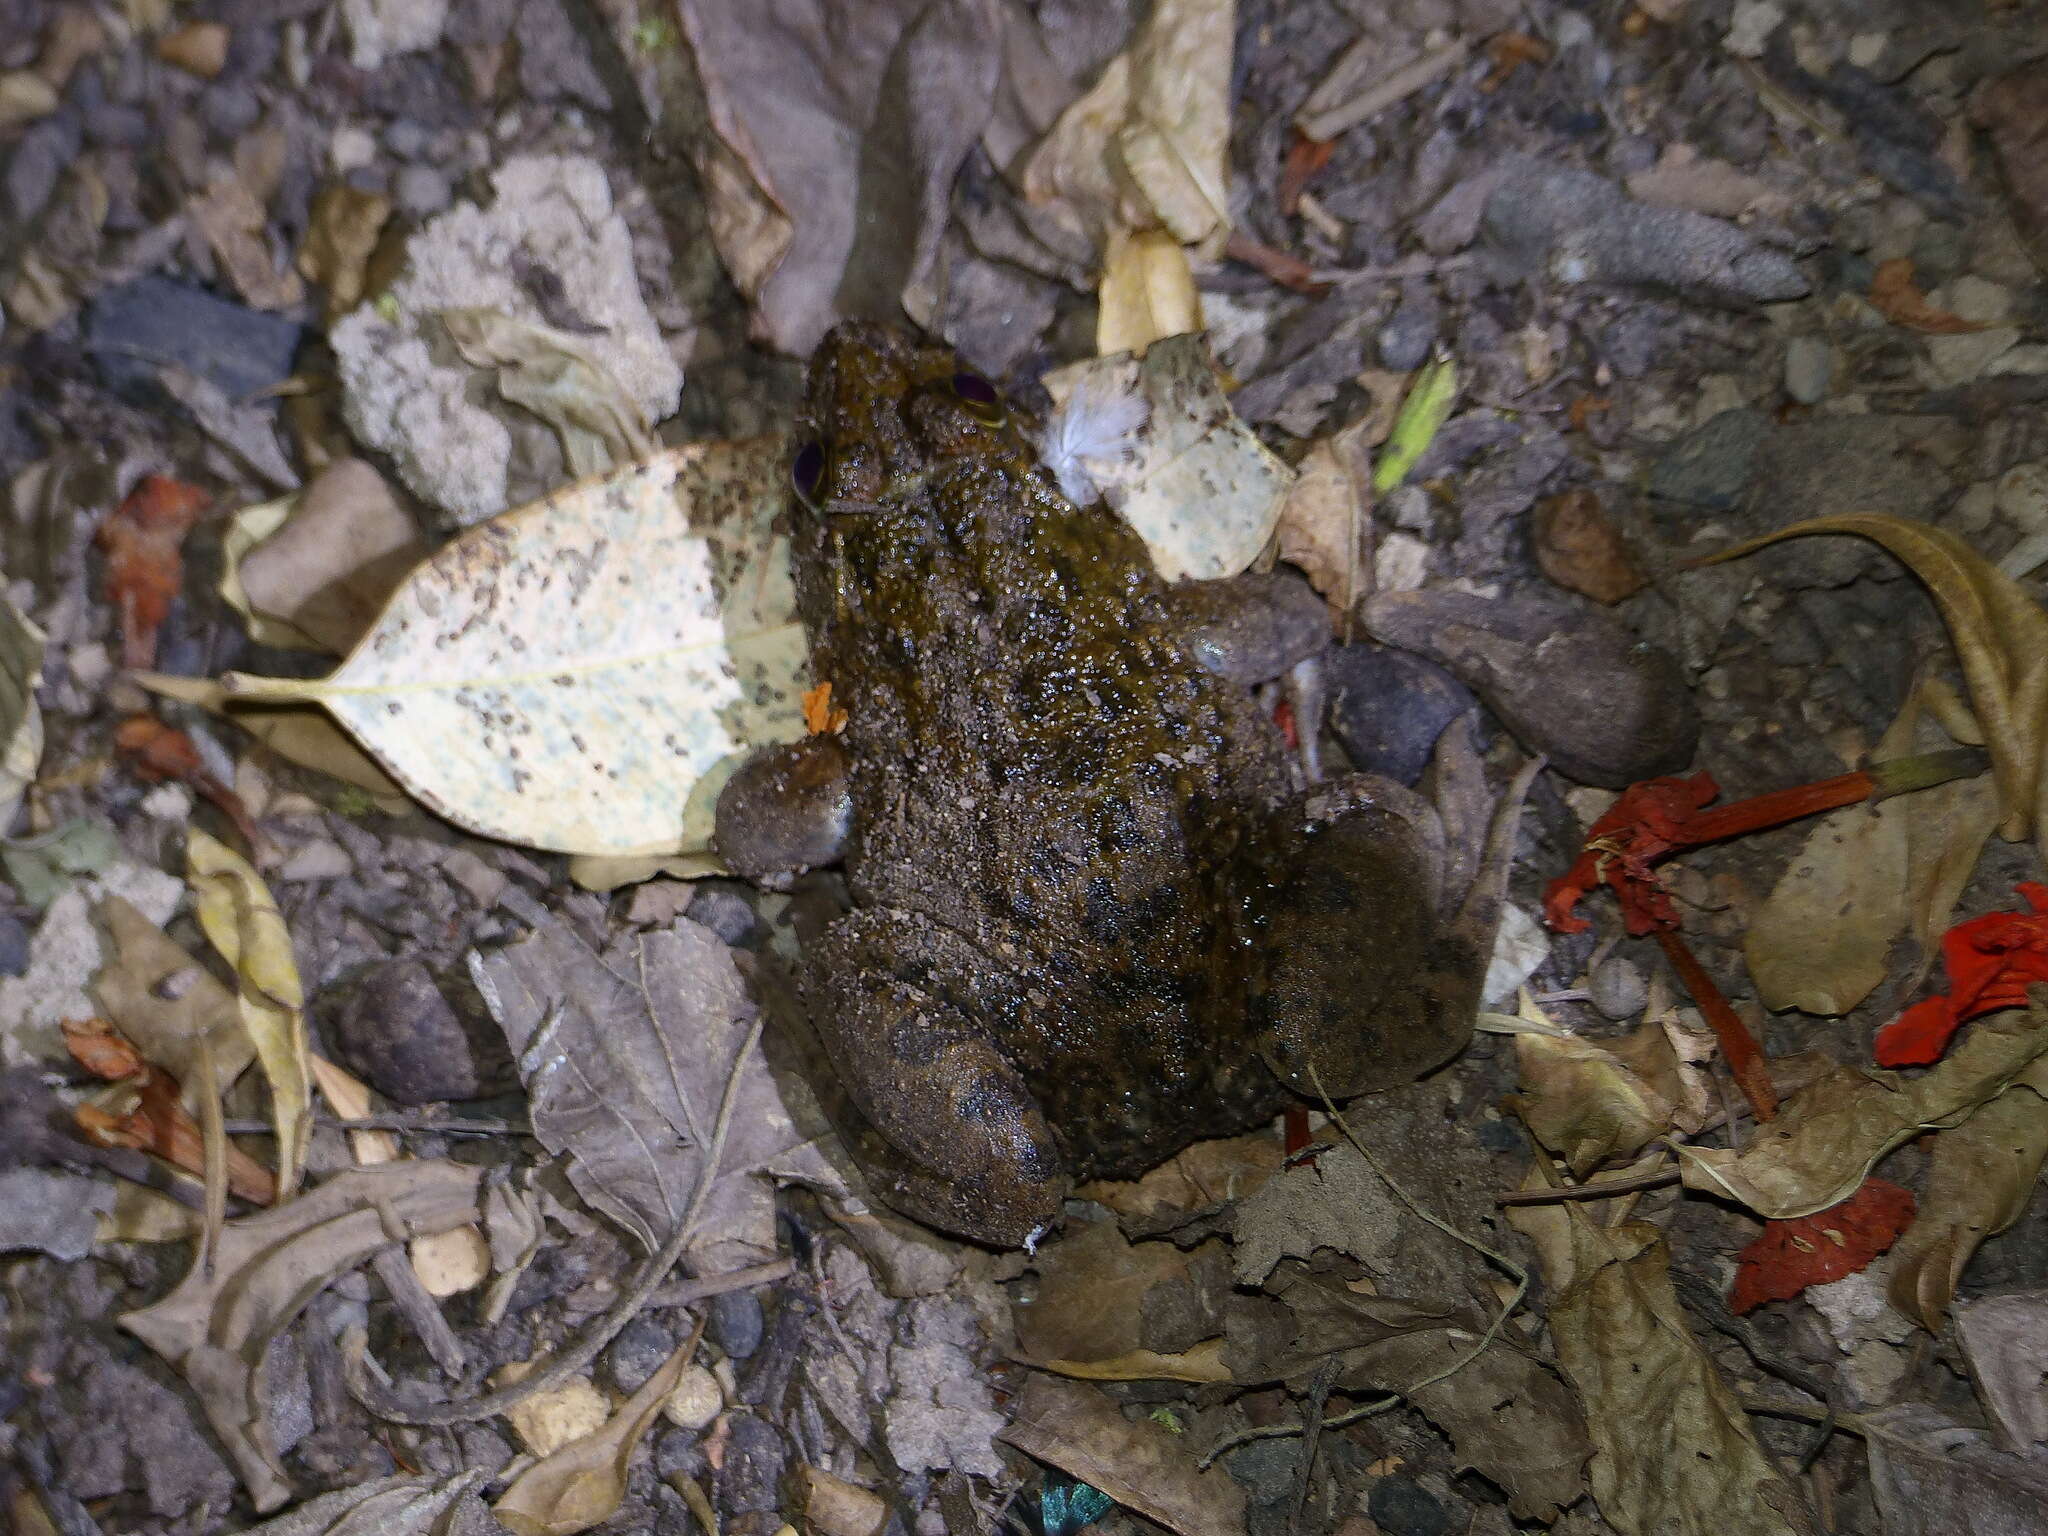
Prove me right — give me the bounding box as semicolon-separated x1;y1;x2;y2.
7;111;81;222
1783;335;1833;404
1588;956;1648;1020
605;1312;681;1396
329;959;486;1104
686;882;758;947
200;80;261;142
1649;407;1772;513
393;162;451;217
709;1287;766;1360
1367;1475;1455;1536
84;103;149;148
384;117;431;159
1325;644;1474;787
1377;282;1440;372
0;911;29;976
87;275;304;402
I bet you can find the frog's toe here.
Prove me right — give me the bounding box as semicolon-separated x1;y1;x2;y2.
809;909;1070;1247
714;735;851;884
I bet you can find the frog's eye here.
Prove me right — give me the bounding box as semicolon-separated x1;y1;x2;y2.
949;370;1005;425
791;439;827;508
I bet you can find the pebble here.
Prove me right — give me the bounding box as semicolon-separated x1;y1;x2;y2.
6;110;79;222
383;117;430;158
200;80;260;142
1325;643;1475;786
708;1287;765;1360
686;882;758;947
87;275;303;400
1950;480;1997;533
1648;407;1771;513
1367;1475;1455;1536
0;912;30;977
1589;955;1649;1020
84;102;148;148
329;959;484;1104
393;163;451;217
605;1313;681;1396
1782;335;1832;404
330;123;376;173
1996;463;2048;532
274;838;353;882
1377;284;1440;372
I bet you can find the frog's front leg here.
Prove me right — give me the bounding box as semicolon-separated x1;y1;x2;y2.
807;907;1069;1248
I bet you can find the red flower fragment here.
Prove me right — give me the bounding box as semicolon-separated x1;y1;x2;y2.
1874;883;2048;1068
1729;1177;1916;1314
1543;771;1720;935
95;473;209;670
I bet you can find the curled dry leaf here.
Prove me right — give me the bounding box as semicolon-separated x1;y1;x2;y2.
1885;1057;2048;1332
187;829;311;1198
1506;1195;1807;1536
1706;514;2048;859
439;309;656;480
1013;1219;1206;1365
1675;1002;2048;1220
1272;416;1372;612
115;714;268;854
1096;226;1202;357
90;894;251;1109
1868;258;1987;334
223;443;807;857
1863;1402;2048;1536
999;1373;1247;1536
0;585;43;826
95;473;208;670
1042;335;1292;581
1512;1024;1678;1177
492;1338;696;1536
220;1470;490;1536
121;1160;490;1512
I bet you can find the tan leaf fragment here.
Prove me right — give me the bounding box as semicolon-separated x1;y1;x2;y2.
999;1374;1248;1536
217;1471;490;1535
1507;1197;1806;1536
1886;1056;2048;1331
1675;1003;2048;1220
120;1160;490;1513
1096;227;1202;358
1708;514;2048;860
222;443;807;857
188;829;312;1198
129;672;409;804
89;894;252;1111
1273;418;1373;614
227;458;428;655
296;182;394;322
0;585;45;827
1513;1024;1677;1176
188;171;305;311
1014;1219;1205;1364
492;1338;696;1536
1034;1340;1232;1384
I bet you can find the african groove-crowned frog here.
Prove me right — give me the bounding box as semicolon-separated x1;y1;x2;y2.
718;322;1517;1248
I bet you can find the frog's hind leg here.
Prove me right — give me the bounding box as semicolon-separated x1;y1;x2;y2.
807;906;1069;1248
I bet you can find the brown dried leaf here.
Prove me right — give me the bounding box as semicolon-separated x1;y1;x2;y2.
1506;1198;1807;1536
1014;1220;1200;1364
492;1337;694;1536
1954;1290;2048;1453
1532;488;1648;605
999;1374;1247;1536
1975;62;2048;276
296;183;394;322
1513;1023;1677;1176
188;171;304;311
1868;258;1988;334
1676;1002;2048;1220
121;1161;490;1512
220;1471;490;1536
1886;1058;2048;1331
1708;514;2048;858
1273;418;1372;612
89;895;251;1112
1076;1130;1283;1225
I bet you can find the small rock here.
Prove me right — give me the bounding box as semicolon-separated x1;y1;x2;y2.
1648;408;1771;513
714;1413;789;1521
383;117;430;158
83;102;148;147
199;80;260;142
501;1373;609;1457
87;275;303;401
626;880;695;927
330;123;377;173
1532;487;1648;604
1996;463;2048;532
329;959;485;1104
0;913;30;977
440;847;506;907
663;1366;723;1432
6;110;80;222
1950;481;1997;534
1589;955;1649;1020
685;882;758;946
1325;644;1475;786
605;1313;681;1396
156;22;231;78
653;1422;707;1477
1367;1475;1454;1536
1377;284;1439;372
1782;335;1833;404
275;838;353;882
393;162;451;217
709;1288;766;1360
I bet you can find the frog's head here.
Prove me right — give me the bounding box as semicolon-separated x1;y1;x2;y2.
792;321;1018;516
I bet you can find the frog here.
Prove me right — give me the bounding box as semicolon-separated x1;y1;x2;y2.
718;321;1523;1248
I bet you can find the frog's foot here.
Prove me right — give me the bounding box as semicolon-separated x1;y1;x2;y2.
713;735;852;885
1247;775;1461;1098
807;907;1069;1248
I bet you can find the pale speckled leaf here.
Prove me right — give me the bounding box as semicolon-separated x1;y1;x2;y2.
0;585;44;827
220;1470;489;1535
222;442;808;856
1043;334;1292;581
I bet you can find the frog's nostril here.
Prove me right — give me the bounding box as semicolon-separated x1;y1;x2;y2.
791;439;827;507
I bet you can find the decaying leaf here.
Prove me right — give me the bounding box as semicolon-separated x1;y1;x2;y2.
1676;1001;2048;1220
1747;676;1999;1016
1076;1130;1283;1226
188;170;306;311
1708;514;2048;859
296;182;394;323
439;309;656;480
1886;1056;2048;1331
224;458;428;655
1864;1402;2048;1536
1507;1197;1808;1536
1513;1023;1678;1176
129;672;409;803
122;1160;490;1512
999;1374;1247;1536
1041;335;1292;581
1272;416;1372;612
1954;1289;2048;1453
187;829;312;1198
89;894;251;1110
0;585;44;827
493;1339;695;1536
96;473;209;670
470;913;807;1271
1728;1176;1916;1314
1868;258;1987;334
223;443;807;857
222;1470;489;1535
1021;0;1233;258
1014;1219;1208;1365
1096;227;1202;357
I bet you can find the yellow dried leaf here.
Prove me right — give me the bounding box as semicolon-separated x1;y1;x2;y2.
221;443;808;856
188;828;311;1198
1033;1339;1232;1385
1513;1026;1676;1176
1096;227;1201;358
1707;514;2048;860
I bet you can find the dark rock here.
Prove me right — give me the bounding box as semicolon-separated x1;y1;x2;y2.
7;110;81;222
87;276;303;402
606;1313;682;1396
328;960;485;1104
1326;644;1475;786
709;1287;766;1360
1648;408;1772;515
55;1349;237;1518
84;103;150;148
515;0;611;110
713;1413;788;1520
0;911;30;976
1222;1436;1301;1510
653;1424;706;1482
201;80;262;142
1361;590;1698;788
686;882;759;947
1377;281;1440;371
1367;1474;1454;1536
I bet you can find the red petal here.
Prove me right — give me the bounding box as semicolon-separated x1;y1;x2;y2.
1873;996;1964;1068
1729;1178;1917;1314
